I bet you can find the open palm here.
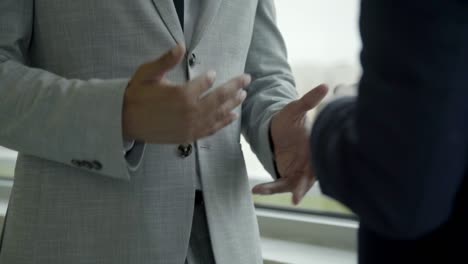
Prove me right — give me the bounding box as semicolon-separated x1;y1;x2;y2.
252;85;328;205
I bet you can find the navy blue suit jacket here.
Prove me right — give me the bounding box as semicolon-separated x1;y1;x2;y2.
311;0;468;262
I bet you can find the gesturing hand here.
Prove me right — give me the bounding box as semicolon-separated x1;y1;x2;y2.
123;45;251;144
252;85;328;205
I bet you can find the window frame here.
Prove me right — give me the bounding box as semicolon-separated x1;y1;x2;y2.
257;207;358;258
250;173;358;263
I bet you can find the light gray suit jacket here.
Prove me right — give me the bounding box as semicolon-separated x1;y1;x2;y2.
0;0;298;263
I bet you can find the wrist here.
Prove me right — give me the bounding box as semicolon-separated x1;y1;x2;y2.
268;121;281;178
122;85;137;141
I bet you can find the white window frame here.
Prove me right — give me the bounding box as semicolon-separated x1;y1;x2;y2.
249;172;358;263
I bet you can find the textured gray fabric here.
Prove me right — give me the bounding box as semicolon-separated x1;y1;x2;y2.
183;0;203;190
185;201;216;264
0;0;298;263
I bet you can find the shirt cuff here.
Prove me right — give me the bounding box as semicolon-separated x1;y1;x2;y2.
268;124;281;179
123;140;135;153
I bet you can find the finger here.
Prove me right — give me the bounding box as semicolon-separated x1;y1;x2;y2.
252;179;292;195
186;71;217;97
294;162;317;204
293;84;329;115
143;44;186;81
292;174;314;205
197;112;239;138
212;90;247;123
201;74;251;115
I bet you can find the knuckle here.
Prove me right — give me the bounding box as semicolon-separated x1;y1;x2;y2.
217;89;228;103
216;108;227;121
235;78;244;88
222;106;231;118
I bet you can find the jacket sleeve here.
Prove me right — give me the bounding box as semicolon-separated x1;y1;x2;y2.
242;0;299;179
0;0;145;180
311;0;468;239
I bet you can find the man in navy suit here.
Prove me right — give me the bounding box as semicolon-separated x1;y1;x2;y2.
256;0;468;262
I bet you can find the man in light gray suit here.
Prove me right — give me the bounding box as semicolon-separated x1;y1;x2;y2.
0;0;327;263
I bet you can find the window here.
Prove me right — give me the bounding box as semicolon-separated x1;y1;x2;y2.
247;0;362;217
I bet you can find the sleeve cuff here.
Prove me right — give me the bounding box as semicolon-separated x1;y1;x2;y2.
66;78;146;180
254;103;289;179
122;139;146;172
268;124;281;179
123;140;135;153
125;141;146;171
311;96;356;196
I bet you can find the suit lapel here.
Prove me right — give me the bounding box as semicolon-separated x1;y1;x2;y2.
189;0;223;50
152;0;185;45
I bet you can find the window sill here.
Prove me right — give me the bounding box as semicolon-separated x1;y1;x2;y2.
0;179;11;229
257;207;357;263
262;237;356;264
0;150;16;179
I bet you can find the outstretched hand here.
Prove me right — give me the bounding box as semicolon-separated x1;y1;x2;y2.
252;85;328;205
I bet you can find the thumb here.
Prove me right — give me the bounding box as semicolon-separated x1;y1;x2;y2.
294;84;329;114
144;44;186;81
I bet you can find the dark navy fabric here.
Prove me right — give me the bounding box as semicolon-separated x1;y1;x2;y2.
311;0;468;262
173;0;184;30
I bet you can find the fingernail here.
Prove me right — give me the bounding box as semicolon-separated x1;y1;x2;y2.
207;70;217;83
320;85;329;94
238;90;247;101
243;74;252;86
292;198;299;205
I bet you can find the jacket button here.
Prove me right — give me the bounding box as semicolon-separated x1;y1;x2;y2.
71;159;81;167
188;53;197;67
81;161;93;169
92;160;103;170
178;144;193;158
